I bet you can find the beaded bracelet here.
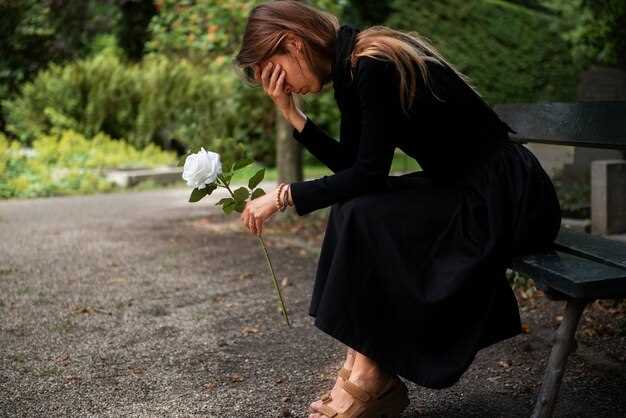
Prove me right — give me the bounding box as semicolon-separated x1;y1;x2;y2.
280;184;292;210
275;182;287;212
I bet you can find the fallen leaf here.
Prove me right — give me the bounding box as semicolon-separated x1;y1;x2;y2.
128;367;144;375
64;375;81;384
241;325;259;335
229;373;244;382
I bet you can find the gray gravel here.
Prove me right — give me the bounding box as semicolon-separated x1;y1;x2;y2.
1;185;625;417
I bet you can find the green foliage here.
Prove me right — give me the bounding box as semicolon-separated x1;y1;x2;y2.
0;130;176;199
147;0;261;61
147;0;347;60
343;0;393;26
542;0;626;69
552;171;591;218
386;0;579;104
3;49;276;161
0;0;120;109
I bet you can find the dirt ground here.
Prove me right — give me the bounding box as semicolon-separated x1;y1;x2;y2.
1;186;625;417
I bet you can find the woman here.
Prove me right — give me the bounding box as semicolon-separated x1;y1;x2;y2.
234;1;562;417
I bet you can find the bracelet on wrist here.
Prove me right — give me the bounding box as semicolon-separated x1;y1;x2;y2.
280;184;290;210
275;183;286;212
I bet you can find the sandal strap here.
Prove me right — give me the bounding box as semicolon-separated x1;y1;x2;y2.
320;391;332;403
338;367;351;381
316;403;339;417
338;378;372;403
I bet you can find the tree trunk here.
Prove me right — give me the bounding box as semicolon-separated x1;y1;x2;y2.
275;97;303;217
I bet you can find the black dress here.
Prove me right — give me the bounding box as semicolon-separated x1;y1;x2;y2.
288;24;561;389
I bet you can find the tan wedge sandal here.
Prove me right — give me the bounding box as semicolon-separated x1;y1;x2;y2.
309;367;352;413
312;374;410;418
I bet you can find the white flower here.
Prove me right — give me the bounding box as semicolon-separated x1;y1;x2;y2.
182;147;222;189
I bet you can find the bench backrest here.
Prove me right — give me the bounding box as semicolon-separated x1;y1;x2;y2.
493;102;626;150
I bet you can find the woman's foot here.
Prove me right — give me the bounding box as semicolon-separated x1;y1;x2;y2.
308;347;355;413
308;350;395;418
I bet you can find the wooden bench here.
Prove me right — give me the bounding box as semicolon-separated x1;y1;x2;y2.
493;102;626;418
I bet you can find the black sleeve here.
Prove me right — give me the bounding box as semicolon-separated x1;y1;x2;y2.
291;115;352;173
288;57;401;216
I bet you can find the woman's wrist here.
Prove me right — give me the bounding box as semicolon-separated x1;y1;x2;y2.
285;106;306;133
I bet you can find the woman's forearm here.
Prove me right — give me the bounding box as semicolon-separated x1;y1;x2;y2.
286;106;307;133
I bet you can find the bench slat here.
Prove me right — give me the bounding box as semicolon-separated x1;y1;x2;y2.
494;102;626;150
511;250;626;299
554;229;626;270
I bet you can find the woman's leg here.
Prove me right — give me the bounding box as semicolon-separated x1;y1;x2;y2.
309;348;395;417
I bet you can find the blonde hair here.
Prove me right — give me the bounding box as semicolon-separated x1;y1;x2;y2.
349;25;478;114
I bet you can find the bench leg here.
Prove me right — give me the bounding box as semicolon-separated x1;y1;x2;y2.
531;298;589;418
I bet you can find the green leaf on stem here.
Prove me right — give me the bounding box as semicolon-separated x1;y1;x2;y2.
233;200;246;213
216;197;232;206
233;186;250;201
248;168;265;190
189;183;217;202
232;158;255;172
221;172;233;185
251;188;265;199
189;187;208;202
223;199;236;214
205;183;217;195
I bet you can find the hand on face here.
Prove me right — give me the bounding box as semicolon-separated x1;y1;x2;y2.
254;61;296;118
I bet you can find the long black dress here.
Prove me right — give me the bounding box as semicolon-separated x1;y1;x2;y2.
288;24;562;389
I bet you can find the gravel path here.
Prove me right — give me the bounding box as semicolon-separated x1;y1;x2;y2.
1;185;625;417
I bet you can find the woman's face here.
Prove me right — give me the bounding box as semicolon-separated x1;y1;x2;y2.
255;39;322;95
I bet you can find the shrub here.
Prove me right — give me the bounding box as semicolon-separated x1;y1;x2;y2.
386;0;579;104
0;130;177;199
3;49;276;160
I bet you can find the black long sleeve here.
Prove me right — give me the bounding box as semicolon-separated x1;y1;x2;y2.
291;115;353;173
289;57;401;216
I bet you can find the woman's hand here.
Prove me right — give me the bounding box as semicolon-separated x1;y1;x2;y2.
254;62;295;120
240;185;282;236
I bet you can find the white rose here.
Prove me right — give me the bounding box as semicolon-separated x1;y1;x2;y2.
182;147;222;189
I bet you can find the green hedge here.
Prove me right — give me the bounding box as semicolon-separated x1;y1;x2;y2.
2;49;277;162
386;0;579;104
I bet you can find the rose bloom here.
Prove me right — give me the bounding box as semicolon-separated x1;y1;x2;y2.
182;147;222;189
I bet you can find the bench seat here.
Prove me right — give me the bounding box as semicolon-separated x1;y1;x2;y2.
511;229;626;300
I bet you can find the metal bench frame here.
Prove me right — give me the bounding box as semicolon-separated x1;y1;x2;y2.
494;102;626;418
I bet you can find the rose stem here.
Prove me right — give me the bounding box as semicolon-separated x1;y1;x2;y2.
215;174;291;327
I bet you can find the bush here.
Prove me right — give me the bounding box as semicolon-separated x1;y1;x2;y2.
0;130;177;199
386;0;579;104
3;49;277;160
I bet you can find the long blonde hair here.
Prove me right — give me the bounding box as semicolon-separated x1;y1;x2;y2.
234;1;476;116
350;25;477;114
